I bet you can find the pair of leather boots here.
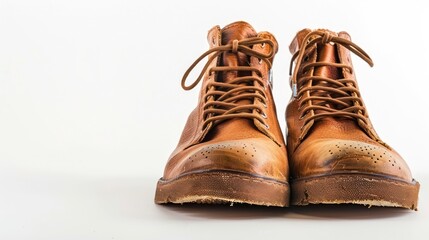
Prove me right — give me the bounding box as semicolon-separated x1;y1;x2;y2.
154;21;420;210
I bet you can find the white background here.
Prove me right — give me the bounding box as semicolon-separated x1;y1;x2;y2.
0;0;428;239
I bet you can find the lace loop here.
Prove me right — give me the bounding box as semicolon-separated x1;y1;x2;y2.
181;37;274;91
321;32;334;44
232;39;239;53
289;30;373;98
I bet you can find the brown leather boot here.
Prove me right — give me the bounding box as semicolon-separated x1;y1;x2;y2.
155;21;289;206
286;29;419;210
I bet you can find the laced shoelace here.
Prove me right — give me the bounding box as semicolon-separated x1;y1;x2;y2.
181;37;275;130
289;30;374;128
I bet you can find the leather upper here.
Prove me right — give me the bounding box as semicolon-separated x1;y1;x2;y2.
286;29;414;183
162;21;288;182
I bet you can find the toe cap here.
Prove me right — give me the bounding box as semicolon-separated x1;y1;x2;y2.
291;139;413;182
163;138;288;182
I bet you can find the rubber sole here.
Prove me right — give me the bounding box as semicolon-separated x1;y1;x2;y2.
291;174;420;210
155;171;290;207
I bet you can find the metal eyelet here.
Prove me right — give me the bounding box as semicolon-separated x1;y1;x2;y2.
261;43;265;48
260;112;267;119
264;124;270;129
345;66;353;74
268;69;273;88
258;58;262;64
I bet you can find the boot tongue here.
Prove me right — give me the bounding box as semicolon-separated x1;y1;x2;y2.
220;22;257;83
312;41;342;110
314;42;341;80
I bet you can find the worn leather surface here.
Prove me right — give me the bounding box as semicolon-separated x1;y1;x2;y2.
286;29;414;182
162;21;288;182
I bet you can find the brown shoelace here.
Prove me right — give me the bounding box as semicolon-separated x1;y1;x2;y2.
181;37;274;130
289;30;374;129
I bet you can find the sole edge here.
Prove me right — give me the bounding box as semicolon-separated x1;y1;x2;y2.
155;171;290;207
291;174;419;210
